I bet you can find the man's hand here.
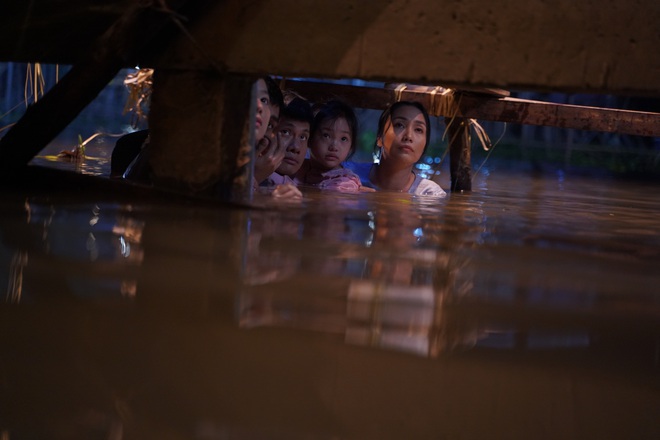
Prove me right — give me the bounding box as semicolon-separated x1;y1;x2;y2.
272;184;302;201
254;136;285;184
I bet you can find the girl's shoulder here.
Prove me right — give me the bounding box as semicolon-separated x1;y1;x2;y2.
322;167;360;179
317;167;362;193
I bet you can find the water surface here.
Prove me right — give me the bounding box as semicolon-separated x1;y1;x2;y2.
1;164;659;439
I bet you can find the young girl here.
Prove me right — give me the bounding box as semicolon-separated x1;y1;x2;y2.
366;101;446;197
294;100;364;193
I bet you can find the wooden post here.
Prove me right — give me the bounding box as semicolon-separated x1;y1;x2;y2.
445;117;472;192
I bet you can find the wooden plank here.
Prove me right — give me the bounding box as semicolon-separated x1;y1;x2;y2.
285;80;660;137
455;95;660;137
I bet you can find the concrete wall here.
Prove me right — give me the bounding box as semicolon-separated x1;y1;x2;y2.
152;0;660;97
1;0;658;96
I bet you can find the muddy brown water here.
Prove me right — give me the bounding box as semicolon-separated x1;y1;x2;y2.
1;159;659;439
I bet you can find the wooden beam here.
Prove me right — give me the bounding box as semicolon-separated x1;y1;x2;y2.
455;95;660;138
285;81;660;137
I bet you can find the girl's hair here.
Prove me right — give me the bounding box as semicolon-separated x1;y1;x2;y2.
311;100;359;160
376;101;431;154
262;76;283;109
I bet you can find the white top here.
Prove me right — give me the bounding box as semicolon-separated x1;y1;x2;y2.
364;172;447;197
410;175;447;197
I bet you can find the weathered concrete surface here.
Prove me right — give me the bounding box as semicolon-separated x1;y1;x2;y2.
1;0;658;97
152;0;660;97
148;70;254;198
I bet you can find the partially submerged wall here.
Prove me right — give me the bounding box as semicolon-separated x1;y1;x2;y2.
1;0;658;96
136;0;660;97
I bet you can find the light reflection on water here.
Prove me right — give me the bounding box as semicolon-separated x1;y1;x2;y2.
1;168;659;439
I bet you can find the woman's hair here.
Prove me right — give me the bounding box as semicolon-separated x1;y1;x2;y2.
262;76;283;110
311;100;359;160
376;101;431;154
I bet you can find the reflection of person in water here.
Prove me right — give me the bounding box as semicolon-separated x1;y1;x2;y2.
366;101;446;197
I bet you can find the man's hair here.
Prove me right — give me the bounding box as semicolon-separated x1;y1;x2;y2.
280;96;313;125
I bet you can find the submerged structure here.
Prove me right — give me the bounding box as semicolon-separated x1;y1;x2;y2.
0;0;658;196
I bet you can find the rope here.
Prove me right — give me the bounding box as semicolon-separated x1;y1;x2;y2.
394;83;407;102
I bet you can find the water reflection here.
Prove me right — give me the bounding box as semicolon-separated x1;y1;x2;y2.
1;198;145;304
237;186;660;362
1;171;659;439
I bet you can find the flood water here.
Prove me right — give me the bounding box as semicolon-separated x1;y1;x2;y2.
1;161;659;439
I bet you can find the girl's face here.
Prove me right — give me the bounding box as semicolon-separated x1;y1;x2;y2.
379;105;427;165
254;79;271;141
310;117;353;170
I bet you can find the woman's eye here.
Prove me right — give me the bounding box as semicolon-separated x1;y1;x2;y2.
280;129;290;136
415;128;424;134
341;137;349;142
394;122;404;129
301;135;309;141
323;133;330;139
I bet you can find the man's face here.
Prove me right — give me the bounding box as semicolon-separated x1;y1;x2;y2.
275;118;309;176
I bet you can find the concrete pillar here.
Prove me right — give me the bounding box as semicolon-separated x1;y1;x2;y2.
148;70;254;201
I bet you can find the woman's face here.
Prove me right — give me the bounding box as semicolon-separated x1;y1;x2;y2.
379;105;427;165
254;79;271;141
